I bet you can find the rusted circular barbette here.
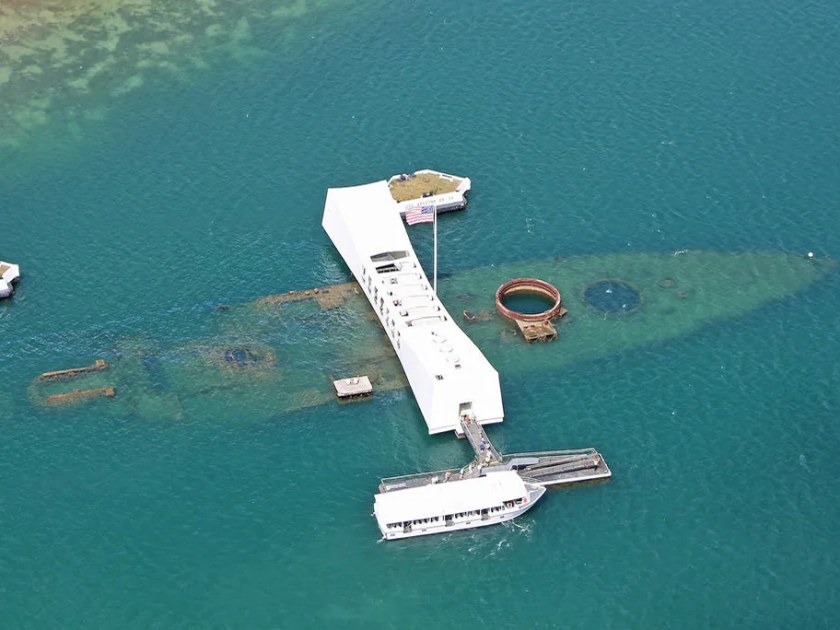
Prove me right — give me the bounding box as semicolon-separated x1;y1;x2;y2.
495;277;565;322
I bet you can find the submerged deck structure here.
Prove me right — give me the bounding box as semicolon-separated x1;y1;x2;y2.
323;180;502;435
38;359;109;382
25;251;833;417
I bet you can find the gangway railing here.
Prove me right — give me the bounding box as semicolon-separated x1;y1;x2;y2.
460;415;502;464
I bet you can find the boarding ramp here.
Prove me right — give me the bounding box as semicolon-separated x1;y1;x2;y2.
460;415;502;465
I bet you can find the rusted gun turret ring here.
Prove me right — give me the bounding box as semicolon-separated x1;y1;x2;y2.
495;278;563;322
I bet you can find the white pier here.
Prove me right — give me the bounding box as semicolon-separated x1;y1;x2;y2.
322;180;503;434
0;261;20;299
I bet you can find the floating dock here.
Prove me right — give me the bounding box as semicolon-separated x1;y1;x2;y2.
458;417;609;487
378;408;610;492
488;449;611;487
379;447;611;494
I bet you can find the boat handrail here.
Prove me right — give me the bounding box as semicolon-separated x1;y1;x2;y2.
380;468;459;485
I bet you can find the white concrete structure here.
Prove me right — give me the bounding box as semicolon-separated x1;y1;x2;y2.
322;180;504;434
374;470;544;540
0;261;20;299
333;375;373;399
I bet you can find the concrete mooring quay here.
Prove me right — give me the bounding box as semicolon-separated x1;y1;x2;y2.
459;414;611;487
488;448;611;487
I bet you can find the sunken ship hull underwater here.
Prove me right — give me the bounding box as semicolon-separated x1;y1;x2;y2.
27;250;835;422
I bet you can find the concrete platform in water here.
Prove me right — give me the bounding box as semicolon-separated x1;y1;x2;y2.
456;412;610;485
380;419;610;495
487;449;611;487
333;375;373;400
379;448;610;495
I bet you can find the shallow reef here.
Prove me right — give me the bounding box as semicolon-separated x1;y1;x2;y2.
0;0;340;151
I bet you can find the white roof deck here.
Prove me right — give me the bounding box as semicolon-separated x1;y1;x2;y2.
322;180;503;434
374;471;527;524
388;169;471;215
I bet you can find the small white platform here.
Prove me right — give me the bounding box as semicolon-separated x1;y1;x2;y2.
0;261;20;299
333;376;373;399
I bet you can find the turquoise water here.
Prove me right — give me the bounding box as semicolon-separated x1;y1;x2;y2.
500;292;558;316
2;0;840;626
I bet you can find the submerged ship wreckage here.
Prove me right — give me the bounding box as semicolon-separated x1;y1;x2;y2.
27;170;834;539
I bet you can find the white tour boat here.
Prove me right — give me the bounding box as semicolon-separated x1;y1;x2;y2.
373;471;545;540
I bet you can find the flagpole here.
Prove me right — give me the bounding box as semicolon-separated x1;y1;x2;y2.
432;203;438;294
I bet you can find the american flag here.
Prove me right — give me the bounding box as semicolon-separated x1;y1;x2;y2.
404;204;436;226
